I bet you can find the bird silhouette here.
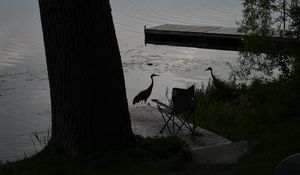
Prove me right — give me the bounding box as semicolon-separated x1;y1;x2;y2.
205;67;233;101
133;74;159;105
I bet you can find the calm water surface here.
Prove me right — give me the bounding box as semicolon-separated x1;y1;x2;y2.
0;0;242;161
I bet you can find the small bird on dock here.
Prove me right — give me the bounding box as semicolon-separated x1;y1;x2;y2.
133;74;159;105
205;67;233;101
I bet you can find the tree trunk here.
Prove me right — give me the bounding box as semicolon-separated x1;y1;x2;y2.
38;0;135;154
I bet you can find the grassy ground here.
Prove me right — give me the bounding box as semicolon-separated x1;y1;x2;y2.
2;79;299;175
0;135;236;175
0;136;191;175
231;121;300;175
193;79;300;175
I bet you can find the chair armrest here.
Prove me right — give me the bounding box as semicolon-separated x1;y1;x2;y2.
151;99;172;110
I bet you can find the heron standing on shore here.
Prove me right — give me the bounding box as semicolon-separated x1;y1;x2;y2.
133;74;159;105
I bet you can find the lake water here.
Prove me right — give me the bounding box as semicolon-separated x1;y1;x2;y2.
0;0;242;161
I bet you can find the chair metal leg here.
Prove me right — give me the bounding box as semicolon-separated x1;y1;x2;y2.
154;100;196;136
159;112;173;135
192;112;196;134
172;115;175;135
174;111;195;135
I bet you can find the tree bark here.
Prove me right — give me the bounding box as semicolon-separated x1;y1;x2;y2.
38;0;135;154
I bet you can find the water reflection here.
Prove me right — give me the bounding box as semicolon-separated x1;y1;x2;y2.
0;0;242;161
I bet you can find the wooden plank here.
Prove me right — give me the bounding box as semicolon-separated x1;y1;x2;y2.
144;24;292;51
129;106;232;150
207;27;242;35
145;24;244;51
149;24;221;33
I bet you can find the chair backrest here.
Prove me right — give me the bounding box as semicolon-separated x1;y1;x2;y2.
171;85;194;115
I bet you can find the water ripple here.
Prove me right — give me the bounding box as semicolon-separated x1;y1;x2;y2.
0;0;242;162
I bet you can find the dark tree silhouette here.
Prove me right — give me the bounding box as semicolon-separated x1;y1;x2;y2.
38;0;134;154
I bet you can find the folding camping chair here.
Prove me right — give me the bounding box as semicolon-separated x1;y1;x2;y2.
152;85;195;135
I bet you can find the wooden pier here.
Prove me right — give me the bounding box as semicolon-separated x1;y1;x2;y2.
129;105;248;164
144;24;285;51
129;105;232;150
